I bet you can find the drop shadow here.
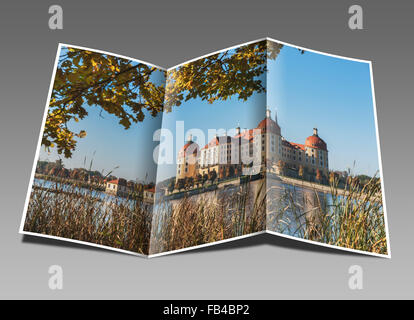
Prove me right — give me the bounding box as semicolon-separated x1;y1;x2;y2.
176;233;382;258
21;232;383;259
21;234;131;256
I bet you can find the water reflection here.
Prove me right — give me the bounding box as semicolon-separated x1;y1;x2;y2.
266;177;330;238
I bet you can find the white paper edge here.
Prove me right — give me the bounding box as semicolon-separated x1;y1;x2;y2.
19;38;390;259
18;43;162;259
167;36;371;71
148;231;266;258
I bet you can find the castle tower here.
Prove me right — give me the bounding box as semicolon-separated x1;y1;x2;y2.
176;134;199;183
305;128;329;177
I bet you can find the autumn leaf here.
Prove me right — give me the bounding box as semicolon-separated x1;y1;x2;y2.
43;40;286;158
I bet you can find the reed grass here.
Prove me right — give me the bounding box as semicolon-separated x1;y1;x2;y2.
25;172;387;256
149;179;266;254
267;175;388;255
24;180;152;255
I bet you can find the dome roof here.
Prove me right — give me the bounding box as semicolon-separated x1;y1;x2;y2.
257;118;281;135
305;129;327;151
179;141;199;156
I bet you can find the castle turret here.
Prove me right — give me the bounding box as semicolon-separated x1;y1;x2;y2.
176;134;199;183
305;128;326;150
257;109;281;135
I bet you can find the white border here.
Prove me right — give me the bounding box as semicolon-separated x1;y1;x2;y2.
18;43;163;259
167;37;371;71
164;37;390;259
19;38;390;259
148;231;266;258
60;43;167;71
369;61;391;258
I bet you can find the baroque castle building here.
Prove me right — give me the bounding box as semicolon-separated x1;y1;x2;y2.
175;109;329;184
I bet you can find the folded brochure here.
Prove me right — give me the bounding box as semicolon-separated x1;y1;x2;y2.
19;38;390;258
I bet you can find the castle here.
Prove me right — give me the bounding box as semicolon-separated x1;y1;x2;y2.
175;109;329;185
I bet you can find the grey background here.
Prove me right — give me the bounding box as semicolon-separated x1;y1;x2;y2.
0;0;412;299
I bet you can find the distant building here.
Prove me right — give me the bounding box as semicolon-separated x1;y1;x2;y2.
105;178;129;197
278;127;329;178
199;135;238;177
175;109;329;184
143;187;155;203
176;134;199;181
250;109;329;178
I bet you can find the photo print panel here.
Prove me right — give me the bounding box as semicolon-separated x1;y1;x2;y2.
20;44;166;256
149;40;270;256
265;39;390;257
20;38;390;258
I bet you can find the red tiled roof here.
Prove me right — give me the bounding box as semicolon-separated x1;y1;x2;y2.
234;129;255;142
107;179;127;186
283;141;305;151
201;136;233;150
305;135;327;151
257;118;281;134
179;141;199;156
191;116;327;154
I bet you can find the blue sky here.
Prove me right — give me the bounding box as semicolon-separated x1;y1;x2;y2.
155;79;266;182
39;50;165;183
39;106;162;182
40;42;380;183
267;44;379;176
156;42;380;182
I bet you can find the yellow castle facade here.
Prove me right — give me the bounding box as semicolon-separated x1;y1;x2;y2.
175;109;329;184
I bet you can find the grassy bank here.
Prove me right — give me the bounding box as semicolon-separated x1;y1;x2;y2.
267;175;388;255
149;179;266;254
24;180;152;255
35;173;106;192
24;175;387;256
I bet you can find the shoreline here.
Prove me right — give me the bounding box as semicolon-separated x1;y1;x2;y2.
277;175;339;195
34;173;106;191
